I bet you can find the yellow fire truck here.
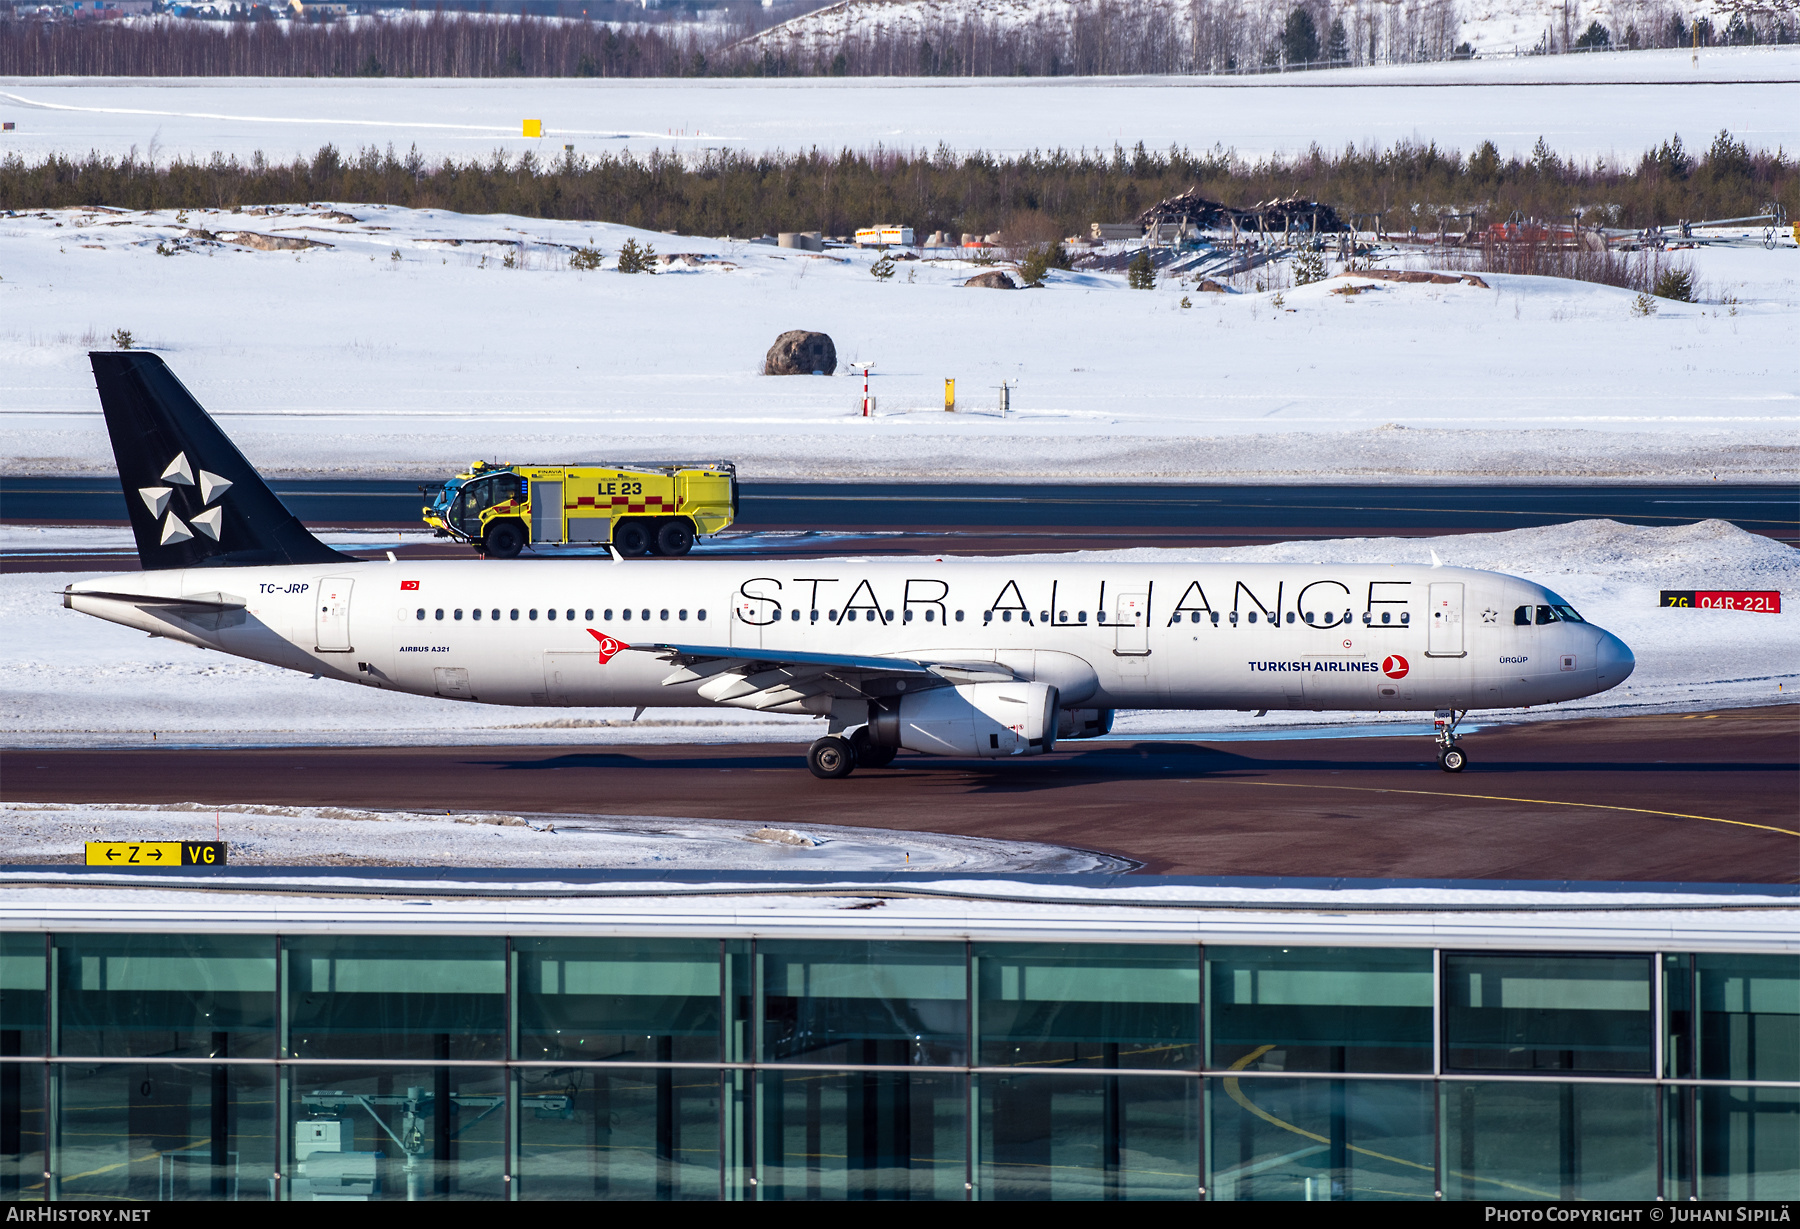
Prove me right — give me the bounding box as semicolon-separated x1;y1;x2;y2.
423;460;737;558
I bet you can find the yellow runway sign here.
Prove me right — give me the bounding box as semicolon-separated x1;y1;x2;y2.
85;841;227;867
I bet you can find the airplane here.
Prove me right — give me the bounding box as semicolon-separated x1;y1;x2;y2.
65;353;1636;778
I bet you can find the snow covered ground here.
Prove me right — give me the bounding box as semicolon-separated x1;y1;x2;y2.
2;202;1794;483
2;45;1796;166
747;0;1797;71
4;519;1792;751
0;801;1130;870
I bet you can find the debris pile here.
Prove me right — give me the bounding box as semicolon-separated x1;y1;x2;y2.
1138;191;1346;234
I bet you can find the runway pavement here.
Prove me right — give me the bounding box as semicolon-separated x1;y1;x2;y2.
6;706;1793;880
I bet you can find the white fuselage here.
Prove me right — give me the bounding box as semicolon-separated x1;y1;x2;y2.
67;557;1634;719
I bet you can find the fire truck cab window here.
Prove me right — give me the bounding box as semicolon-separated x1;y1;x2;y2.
450;473;521;538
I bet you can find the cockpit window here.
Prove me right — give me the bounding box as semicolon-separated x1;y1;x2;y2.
1535;605;1559;625
1552;605;1585;623
1515;606;1533;626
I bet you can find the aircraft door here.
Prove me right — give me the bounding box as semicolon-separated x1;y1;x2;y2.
315;577;355;652
1427;582;1465;657
1114;592;1149;655
731;581;780;649
531;481;564;544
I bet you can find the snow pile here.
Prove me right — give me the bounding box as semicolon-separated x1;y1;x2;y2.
0;801;1131;871
2;203;1793;484
2;519;1790;748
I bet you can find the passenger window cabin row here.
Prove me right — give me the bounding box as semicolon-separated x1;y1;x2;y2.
414;607;709;622
404;605;1441;629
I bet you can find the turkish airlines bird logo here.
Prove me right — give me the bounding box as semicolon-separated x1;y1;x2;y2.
588;629;628;664
1382;654;1410;680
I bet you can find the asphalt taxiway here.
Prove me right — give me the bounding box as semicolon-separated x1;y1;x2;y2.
4;480;1794;572
5;706;1792;880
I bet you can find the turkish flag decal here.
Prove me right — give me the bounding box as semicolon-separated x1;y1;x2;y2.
400;580;420;591
588;628;628;664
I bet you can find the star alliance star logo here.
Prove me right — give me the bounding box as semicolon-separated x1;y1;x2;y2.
1480;608;1499;623
139;452;231;546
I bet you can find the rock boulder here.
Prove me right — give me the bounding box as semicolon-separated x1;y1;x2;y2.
962;270;1018;289
764;330;838;375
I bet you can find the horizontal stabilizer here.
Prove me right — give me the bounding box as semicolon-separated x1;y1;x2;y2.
64;588;247;611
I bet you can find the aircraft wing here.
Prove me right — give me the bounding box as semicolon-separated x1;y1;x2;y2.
621;640;1012;711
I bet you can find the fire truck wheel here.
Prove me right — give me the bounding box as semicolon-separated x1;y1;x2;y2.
483;522;525;559
655;519;696;557
613;520;653;557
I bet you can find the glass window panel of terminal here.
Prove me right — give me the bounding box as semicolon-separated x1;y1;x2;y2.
1694;1085;1800;1201
515;1067;722;1200
53;934;276;1059
0;1048;44;1203
974;943;1200;1070
1696;953;1799;1083
1207;1077;1434;1201
287;1065;506;1202
0;933;46;1058
1440;1081;1658;1201
284;936;505;1061
1207;947;1434;1074
759;1070;966;1200
759;941;967;1067
977;1072;1198;1200
515;938;722;1064
1444;954;1652;1074
52;1063;277;1202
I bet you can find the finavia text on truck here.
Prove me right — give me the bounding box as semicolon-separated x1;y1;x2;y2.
422;460;737;558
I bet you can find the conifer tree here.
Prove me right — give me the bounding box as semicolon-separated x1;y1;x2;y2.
1127;249;1155;290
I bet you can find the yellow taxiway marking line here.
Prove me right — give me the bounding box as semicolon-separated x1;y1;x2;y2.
1220;780;1799;838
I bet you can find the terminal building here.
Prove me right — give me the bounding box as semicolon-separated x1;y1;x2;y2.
0;869;1794;1202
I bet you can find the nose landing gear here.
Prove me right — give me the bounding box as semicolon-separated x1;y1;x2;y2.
1434;708;1469;772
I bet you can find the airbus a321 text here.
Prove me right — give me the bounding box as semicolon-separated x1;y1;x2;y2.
67;354;1636;778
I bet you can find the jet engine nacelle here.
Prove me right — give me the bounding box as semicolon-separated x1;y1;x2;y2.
1057;708;1114;740
871;681;1059;758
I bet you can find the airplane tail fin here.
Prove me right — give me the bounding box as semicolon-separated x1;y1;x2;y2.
89;352;351;571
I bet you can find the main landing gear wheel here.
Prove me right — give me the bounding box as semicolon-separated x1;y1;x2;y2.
1439;746;1468;773
852;729;897;769
482;522;524;559
807;736;857;779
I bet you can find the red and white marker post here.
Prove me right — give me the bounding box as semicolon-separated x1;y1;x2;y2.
855;363;875;416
